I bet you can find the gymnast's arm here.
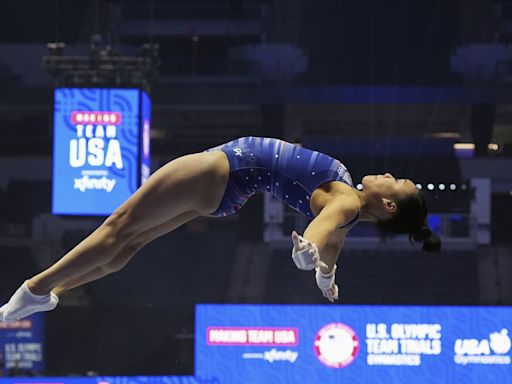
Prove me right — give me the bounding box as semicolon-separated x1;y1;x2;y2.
302;200;357;273
315;239;344;274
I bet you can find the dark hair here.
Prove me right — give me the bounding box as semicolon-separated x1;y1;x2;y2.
376;192;441;253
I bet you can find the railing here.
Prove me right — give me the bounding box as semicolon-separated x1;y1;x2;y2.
265;205;476;250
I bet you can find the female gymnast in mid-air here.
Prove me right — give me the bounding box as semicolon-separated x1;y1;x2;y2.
0;136;440;323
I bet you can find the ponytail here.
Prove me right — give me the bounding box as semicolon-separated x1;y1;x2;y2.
410;222;442;253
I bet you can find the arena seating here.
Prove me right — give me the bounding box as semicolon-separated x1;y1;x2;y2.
265;248;479;305
4;180;51;227
89;228;238;306
0;246;39;299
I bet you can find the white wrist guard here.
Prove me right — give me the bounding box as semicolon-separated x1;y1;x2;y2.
316;265;339;302
292;240;328;270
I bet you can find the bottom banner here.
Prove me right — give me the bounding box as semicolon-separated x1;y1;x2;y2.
195;304;512;383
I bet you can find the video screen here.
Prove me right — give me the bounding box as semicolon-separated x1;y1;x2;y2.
196;304;512;384
52;88;150;216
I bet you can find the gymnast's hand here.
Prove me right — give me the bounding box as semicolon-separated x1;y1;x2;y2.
291;231;328;270
315;265;339;303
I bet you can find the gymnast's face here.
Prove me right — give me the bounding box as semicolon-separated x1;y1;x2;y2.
361;173;418;216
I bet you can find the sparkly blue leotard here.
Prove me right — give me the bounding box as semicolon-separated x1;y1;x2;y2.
206;137;359;226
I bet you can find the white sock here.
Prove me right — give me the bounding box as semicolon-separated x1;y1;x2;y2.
0;281;59;323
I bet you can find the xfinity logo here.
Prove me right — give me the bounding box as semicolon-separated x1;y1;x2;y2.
242;349;298;363
73;176;117;193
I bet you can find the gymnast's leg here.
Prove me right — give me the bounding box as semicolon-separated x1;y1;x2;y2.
0;151;229;322
51;210;199;296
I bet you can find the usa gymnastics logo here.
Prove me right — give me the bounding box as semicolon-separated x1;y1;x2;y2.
314;322;360;368
454;328;511;365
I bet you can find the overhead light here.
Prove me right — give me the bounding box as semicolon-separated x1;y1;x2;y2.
416;184;422;190
427;183;435;191
438;184;446;191
487;143;499;151
453;143;475;150
434;132;460;139
453;143;475;158
449;184;456;191
356;184;363;190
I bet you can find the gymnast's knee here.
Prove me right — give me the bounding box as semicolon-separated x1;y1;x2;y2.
101;208;140;245
100;259;126;274
102;242;145;274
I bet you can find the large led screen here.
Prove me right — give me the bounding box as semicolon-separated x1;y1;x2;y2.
196;304;512;383
0;313;45;373
52;88;151;216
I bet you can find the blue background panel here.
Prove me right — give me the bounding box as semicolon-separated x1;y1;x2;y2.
1;305;510;384
195;304;512;384
52;88;142;216
140;91;152;185
0;377;198;384
0;313;45;373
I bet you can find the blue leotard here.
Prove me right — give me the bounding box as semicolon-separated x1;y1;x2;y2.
206;137;359;226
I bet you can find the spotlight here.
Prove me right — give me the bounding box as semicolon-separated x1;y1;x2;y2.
449;184;456;191
453;143;475;158
415;184;422;190
461;184;467;191
356;184;363;190
453;143;475;150
438;184;446;191
427;183;434;191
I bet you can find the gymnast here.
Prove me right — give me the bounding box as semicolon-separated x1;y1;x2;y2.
0;136;440;323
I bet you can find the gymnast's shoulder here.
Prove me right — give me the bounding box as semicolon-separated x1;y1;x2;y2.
309;181;361;223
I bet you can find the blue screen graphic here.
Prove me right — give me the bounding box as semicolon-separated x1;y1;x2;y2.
52;88;150;216
1;305;510;384
140;91;152;185
0;313;45;373
195;304;512;384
